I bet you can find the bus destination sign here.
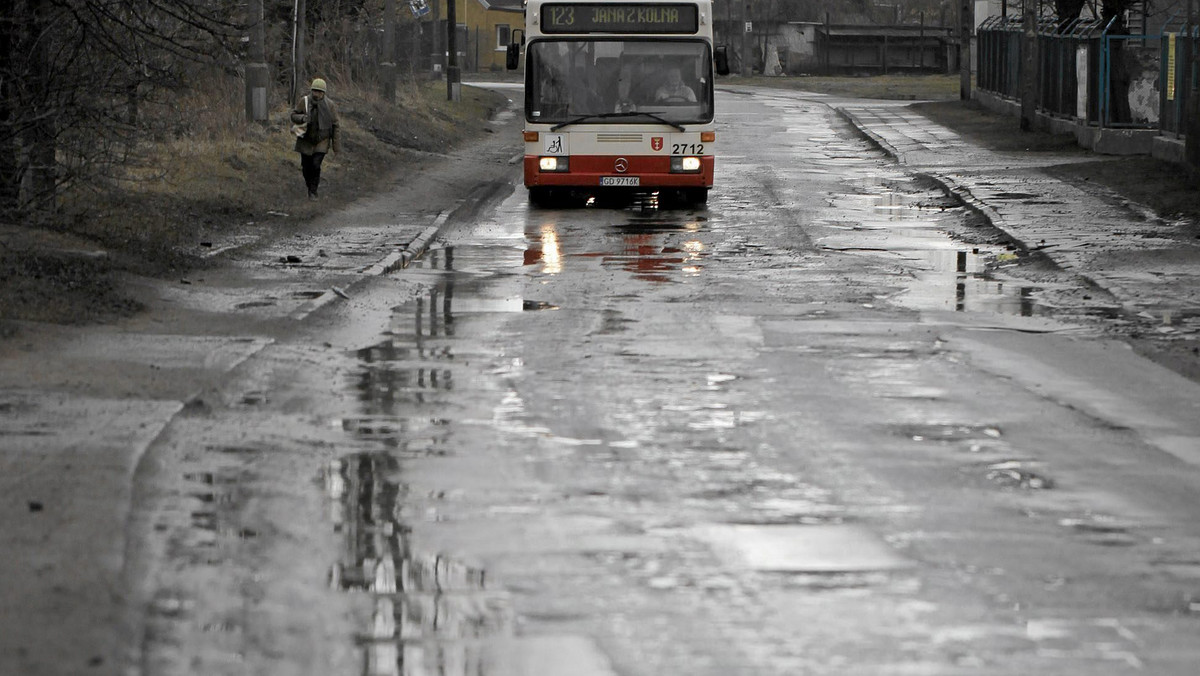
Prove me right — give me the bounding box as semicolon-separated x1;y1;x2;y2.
541;3;699;34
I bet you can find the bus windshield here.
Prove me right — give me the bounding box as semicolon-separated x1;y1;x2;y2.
526;39;713;125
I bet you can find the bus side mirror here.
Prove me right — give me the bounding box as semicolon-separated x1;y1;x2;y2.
714;46;730;76
506;30;525;71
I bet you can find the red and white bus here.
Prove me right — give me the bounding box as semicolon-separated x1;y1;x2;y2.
507;0;727;206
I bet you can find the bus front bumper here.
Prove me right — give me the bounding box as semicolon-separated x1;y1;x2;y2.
524;155;714;189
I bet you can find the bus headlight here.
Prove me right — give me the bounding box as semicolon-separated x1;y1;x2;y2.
539;157;569;172
671;156;702;173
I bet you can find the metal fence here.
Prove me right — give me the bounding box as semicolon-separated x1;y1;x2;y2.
977;15;1196;133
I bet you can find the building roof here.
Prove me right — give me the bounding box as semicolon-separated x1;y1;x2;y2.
820;25;955;38
476;0;524;11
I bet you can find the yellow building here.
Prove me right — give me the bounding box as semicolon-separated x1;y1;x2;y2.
433;0;524;72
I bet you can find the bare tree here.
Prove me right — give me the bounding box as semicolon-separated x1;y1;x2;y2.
1053;0;1089;28
0;0;248;217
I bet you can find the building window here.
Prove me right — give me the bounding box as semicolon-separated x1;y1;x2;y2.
496;24;510;51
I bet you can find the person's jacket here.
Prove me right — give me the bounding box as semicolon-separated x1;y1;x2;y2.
291;94;340;155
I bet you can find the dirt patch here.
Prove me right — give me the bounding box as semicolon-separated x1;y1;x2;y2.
725;73;961;101
0;226;145;332
1043;157;1200;227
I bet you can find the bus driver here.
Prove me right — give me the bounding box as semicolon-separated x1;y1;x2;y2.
654;68;697;103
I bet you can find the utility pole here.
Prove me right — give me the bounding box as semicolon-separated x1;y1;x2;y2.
1185;0;1200;171
1020;4;1037;130
959;0;972;99
447;0;460;100
381;0;397;103
739;1;751;76
292;0;306;104
432;0;441;77
245;0;269;121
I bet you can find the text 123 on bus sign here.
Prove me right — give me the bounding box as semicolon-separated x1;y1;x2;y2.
541;3;699;34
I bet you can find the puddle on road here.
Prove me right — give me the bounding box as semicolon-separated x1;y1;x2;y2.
819;181;1047;317
327;451;621;676
572;232;711;284
522;212;711;284
355;253;553;416
334;239;624;675
895;423;1004;444
897;248;1042;316
327;453;529;676
694;523;913;573
338;415;453;456
176;463;257;566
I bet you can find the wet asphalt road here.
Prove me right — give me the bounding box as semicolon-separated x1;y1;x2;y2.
305;90;1200;673
7;87;1200;675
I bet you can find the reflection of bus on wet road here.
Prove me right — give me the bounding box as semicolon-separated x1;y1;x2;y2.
507;0;728;207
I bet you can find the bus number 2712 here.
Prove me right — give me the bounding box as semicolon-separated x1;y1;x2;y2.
672;143;704;155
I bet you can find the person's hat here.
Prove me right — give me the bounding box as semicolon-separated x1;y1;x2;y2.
310;78;327;92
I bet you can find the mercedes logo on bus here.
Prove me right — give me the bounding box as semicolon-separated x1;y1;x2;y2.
614;158;628;173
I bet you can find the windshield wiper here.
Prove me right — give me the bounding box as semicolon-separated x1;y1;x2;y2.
551;111;685;132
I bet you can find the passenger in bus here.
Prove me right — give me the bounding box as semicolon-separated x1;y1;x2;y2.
654;68;697;103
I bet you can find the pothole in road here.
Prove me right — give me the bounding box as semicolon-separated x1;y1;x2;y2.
895;248;1046;316
818;180;1054;318
239;391;268;406
895;423;1004;443
979;460;1055;490
1059;515;1141;547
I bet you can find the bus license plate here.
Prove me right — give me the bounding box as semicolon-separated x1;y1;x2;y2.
600;176;639;187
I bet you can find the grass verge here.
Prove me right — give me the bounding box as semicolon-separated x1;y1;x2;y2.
722;73;962;101
0;78;509;331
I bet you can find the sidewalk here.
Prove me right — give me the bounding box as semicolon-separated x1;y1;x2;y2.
837;101;1200;328
0;101;524;676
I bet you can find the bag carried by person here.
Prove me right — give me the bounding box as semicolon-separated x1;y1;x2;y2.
291;95;309;137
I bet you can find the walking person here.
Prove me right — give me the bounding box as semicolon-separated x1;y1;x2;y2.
291;78;340;200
